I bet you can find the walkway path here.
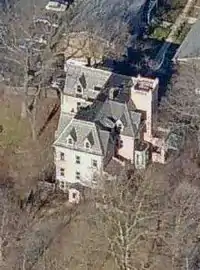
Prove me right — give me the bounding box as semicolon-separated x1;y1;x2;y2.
152;0;196;70
166;0;196;43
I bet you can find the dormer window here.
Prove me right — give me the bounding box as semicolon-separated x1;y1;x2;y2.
85;141;90;149
77;85;82;93
116;119;124;132
68;138;73;144
94;86;101;91
118;123;122;129
84;132;94;149
67;128;77;145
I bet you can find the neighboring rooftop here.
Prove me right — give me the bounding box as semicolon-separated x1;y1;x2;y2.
174;19;200;61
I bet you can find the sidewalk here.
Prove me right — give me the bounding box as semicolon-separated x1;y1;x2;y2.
152;0;196;70
166;0;196;42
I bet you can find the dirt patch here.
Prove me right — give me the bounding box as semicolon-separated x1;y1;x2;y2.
0;91;59;195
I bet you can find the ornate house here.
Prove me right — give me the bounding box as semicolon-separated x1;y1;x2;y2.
53;59;173;190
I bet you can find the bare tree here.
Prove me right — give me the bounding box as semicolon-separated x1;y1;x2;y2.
0;1;86;140
160;61;200;149
1;166;200;270
151;181;200;270
81;170;163;270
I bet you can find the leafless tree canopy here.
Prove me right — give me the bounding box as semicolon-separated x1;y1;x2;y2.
160;61;200;151
0;158;200;270
1;1;200;270
69;0;146;52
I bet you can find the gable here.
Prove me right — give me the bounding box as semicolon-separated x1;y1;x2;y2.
66;134;74;144
70;127;77;141
86;131;95;145
54;119;104;155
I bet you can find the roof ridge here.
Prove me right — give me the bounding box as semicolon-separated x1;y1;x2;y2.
73;118;95;126
96;125;107;155
124;103;135;136
66;61;136;79
53;117;74;145
66;62;112;76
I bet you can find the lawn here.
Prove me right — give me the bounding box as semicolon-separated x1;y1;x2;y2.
0;89;59;194
150;26;171;40
0;96;30;149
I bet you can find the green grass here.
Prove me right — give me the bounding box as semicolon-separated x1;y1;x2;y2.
150;26;171;40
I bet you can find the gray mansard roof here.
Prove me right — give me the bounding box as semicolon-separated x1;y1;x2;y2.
55;62;142;156
64;62;111;95
94;99;141;137
64;61;133;99
55;112;73;138
54;118;113;156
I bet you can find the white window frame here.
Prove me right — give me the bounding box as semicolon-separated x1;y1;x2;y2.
195;88;200;95
60;152;65;160
76;155;80;164
67;137;73;145
60;181;65;189
85;142;90;148
77;102;81;111
75;171;80;180
85;139;91;149
116;119;124;132
76;85;83;94
92;159;97;168
60;168;65;177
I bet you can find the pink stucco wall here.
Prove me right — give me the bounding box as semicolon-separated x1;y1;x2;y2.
118;135;134;163
131;77;159;138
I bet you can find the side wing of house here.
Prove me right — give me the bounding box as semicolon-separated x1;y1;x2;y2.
61;60;111;114
53;117;114;189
